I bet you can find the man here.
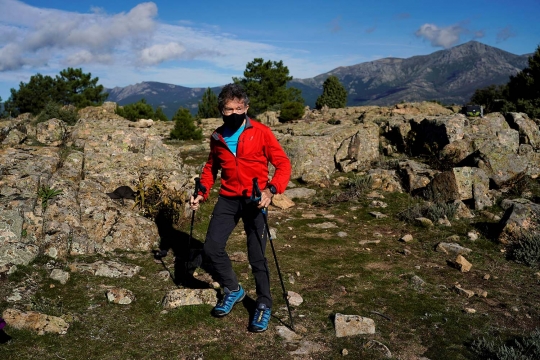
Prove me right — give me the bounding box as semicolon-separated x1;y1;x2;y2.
190;83;291;333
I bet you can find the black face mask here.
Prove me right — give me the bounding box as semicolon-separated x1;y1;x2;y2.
223;112;246;130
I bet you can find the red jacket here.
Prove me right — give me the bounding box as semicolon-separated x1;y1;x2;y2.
199;117;291;200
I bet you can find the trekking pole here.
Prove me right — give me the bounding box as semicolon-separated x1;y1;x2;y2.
252;177;294;331
188;177;201;253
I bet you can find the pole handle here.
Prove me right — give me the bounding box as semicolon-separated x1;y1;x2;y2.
251;177;261;202
193;177;201;198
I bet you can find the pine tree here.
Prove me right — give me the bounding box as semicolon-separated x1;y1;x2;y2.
315;75;348;109
506;45;540;118
154;107;169;121
197;88;220;119
170;107;202;140
234;58;304;116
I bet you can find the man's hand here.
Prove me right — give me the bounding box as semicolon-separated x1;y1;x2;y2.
258;188;273;209
190;195;204;210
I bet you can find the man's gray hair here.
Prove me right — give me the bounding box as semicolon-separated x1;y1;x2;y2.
218;83;250;111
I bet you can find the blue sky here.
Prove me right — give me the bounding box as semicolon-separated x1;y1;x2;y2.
1;0;539;101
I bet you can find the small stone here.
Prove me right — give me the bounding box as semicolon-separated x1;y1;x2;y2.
359;239;380;245
296;271;300;277
342;349;349;356
464;308;476;314
454;285;475;298
401;248;412;256
3;308;69;335
400;234;413;243
337;232;347;238
483;274;490;280
468;231;479;241
157;270;170;280
334;314;375;337
162;289;218;309
288;275;295;284
106;288;136;305
446;235;461;242
474;289;488;298
455;255;472;272
370;200;388;208
50;269;70;285
287;291;303;307
369;211;387;219
373;232;383;237
276;325;302;342
435;242;472;256
308;222;338;229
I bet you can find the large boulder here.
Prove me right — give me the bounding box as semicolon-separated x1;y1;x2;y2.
36;118;68;147
505;112;540;150
398;160;439;194
335;122;380;172
498;198;540;246
408;114;466;155
280;122;359;183
425;167;489;204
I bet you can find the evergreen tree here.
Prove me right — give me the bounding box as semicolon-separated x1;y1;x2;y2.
506;45;540;119
170;107;202;140
197;87;220;119
469;84;510;113
115;99;155;121
234;58;304;116
4;68;107;117
154;107;169;121
279;101;305;121
4;73;57;116
315;75;348;109
55;68;108;108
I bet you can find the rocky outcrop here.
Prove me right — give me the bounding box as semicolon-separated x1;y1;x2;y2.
0;103;538;265
0;105;200;260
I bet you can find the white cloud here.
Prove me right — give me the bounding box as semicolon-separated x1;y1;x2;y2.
139;42;185;65
0;0;158;70
415;23;465;49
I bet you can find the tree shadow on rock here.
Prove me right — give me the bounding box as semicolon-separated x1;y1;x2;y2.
153;208;214;289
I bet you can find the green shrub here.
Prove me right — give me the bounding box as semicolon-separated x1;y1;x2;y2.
37;185;63;210
115;99;155;122
36;102;79;125
397;201;458;223
330;175;373;203
170;107;202;140
471;328;540;359
510;231;540;267
279;101;305;121
154;107;169;121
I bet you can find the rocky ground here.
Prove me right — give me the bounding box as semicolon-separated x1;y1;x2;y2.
0;102;539;359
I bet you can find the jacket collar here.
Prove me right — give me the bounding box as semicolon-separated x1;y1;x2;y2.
212;115;253;140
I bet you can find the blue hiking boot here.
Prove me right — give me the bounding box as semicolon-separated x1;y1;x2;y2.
212;285;245;317
248;303;271;333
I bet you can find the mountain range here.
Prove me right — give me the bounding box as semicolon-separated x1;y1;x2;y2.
105;41;531;119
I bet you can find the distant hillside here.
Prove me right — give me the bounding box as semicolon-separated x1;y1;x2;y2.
104;41;531;116
291;41;530;107
104;82;222;119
